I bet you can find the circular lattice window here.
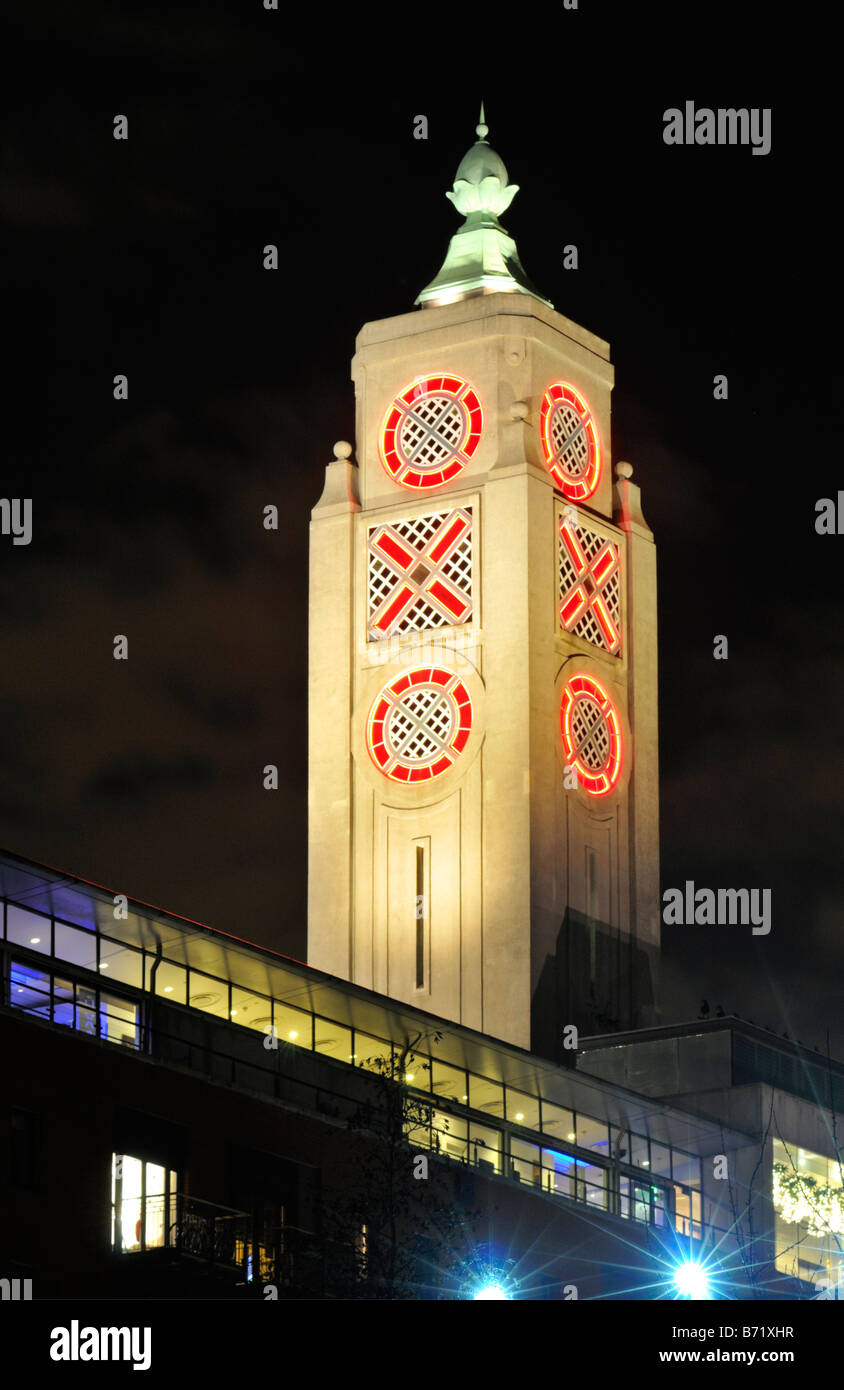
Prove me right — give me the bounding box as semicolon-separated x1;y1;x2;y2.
540;383;601;501
560;673;623;796
367;667;473;782
380;375;483;490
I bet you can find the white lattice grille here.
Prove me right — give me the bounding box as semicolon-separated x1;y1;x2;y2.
368;507;473;640
549;403;590;479
386;686;455;762
570;696;611;770
558;518;621;653
398;396;467;472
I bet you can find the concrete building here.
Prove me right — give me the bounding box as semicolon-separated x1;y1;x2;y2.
2;846;841;1299
308;109;659;1051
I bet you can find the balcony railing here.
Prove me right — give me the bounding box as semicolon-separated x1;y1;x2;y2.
164;1196;327;1291
168;1195;253;1273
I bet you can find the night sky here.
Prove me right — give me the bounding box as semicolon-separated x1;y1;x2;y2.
4;4;841;1053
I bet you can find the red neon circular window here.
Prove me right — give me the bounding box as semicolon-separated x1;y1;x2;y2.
380;375;483;490
560;673;623;796
540;382;601;500
367;667;473;783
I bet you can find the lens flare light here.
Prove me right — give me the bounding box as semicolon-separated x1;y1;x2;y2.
673;1260;711;1300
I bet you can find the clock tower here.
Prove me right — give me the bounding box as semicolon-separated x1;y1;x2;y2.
307;111;660;1054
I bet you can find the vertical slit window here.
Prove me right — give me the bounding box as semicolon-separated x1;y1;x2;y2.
586;848;597;983
415;844;425;989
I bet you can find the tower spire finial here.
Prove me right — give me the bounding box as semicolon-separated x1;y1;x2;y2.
414;104;552;309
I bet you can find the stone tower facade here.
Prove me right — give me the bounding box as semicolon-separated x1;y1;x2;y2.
308;115;660;1054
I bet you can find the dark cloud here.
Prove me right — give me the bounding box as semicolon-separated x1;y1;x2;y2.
167;677;257;731
84;753;214;805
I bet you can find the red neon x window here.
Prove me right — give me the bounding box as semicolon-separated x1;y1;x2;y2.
560;673;623;797
368;508;472;639
539;382;601;501
559;520;621;653
379;375;482;490
367;667;473;783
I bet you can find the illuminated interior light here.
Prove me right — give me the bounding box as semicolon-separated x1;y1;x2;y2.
30;936;41;944
405;1073;415;1082
288;1031;298;1040
515;1113;525;1121
540;382;601;500
773;1160;844;1234
379;375;482;491
164;986;173;993
567;1133;576;1141
99;963;109;970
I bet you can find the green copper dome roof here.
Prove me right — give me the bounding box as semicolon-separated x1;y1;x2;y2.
415;104;552;309
453;137;509;189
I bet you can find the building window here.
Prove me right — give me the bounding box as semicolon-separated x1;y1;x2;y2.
234;1202;285;1284
773;1137;844;1291
560;674;624;797
542;1147;577;1199
4;904;51;954
111;1154;178;1254
367;506;473;640
9;961;139;1047
673;1185;702;1240
378;377;482;490
415;843;427;989
366;667;473;783
511;1137;541;1185
558;512;621;654
586;849;598;983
